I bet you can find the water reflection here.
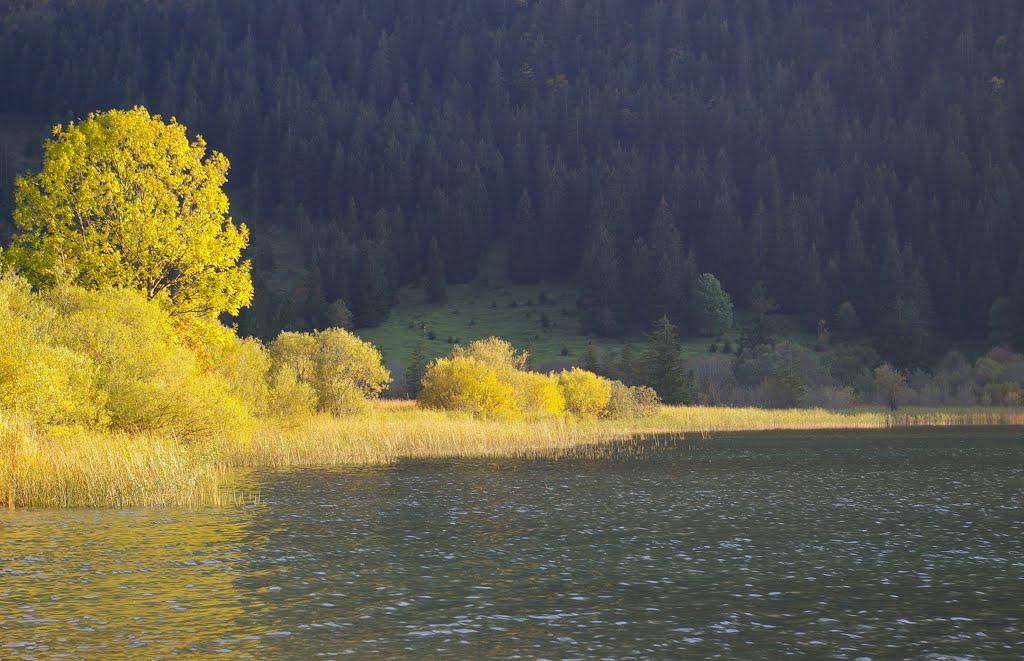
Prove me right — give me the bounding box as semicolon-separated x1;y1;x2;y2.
1;427;1023;658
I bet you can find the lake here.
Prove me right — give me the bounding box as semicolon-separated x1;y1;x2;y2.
2;427;1023;659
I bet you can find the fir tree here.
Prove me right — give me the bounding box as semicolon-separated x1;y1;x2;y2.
643;316;689;404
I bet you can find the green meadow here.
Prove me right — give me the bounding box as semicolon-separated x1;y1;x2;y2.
357;246;747;370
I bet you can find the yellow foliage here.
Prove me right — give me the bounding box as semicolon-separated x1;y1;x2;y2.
5;106;252;317
267;365;317;418
0;274;107;427
508;370;566;415
313;327;392;414
453;336;528;375
268;331;317;383
418;356;519;419
209;335;272;415
268;327;391;416
558;367;612;418
43;286;252;440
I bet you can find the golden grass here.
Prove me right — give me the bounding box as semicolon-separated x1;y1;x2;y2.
221;403;1024;468
5;403;1024;508
1;414;224;509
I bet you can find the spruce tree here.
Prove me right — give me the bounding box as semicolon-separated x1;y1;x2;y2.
644;316;688;404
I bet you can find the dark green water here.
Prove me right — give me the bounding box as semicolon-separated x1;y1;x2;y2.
2;427;1023;659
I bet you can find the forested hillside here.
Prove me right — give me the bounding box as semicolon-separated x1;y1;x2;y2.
2;0;1023;366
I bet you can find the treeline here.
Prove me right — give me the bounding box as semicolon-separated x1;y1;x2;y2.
2;1;1024;364
587;327;1024;410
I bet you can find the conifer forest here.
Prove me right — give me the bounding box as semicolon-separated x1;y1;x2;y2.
2;0;1023;368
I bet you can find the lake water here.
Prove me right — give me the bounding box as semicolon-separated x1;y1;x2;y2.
2;427;1023;659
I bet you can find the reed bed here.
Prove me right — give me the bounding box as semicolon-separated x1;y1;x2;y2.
1;414;224;509
225;409;630;467
222;404;1024;468
4;404;1023;508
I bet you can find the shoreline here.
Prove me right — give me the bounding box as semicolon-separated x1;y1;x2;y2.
4;403;1023;509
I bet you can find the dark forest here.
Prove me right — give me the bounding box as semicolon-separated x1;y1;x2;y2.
2;0;1023;368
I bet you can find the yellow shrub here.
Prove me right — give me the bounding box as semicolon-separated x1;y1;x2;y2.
558;368;612;418
453;337;528;375
606;381;661;419
268;331;317;383
210;335;272;416
45;287;251;439
0;275;107;427
509;370;566;415
267;364;317;418
419;356;519;419
312;328;392;415
268;328;391;415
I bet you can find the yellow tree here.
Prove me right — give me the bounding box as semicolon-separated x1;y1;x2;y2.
5;106;252;317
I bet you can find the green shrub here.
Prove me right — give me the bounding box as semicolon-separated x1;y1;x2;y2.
606;381;661;419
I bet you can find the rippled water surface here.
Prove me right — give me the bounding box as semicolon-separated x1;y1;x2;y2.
2;427;1023;659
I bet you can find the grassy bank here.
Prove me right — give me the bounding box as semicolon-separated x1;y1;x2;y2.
4;403;1023;508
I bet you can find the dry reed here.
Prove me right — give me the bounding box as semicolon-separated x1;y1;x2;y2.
1;414;223;509
4;403;1023;508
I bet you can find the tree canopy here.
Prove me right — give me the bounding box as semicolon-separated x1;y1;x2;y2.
5;106;252;317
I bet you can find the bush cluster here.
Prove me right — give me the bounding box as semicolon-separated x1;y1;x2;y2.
0;272;390;438
416;337;659;419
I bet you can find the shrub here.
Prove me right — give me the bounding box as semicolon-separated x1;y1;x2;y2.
453;336;528;375
268;331;318;383
267;365;317;418
418;356;518;418
0;274;107;427
209;335;272;416
606;381;660;419
71;290;245;433
268;328;390;415
311;328;392;415
873;362;907;410
47;286;250;438
509;371;565;415
976;382;1024;406
558;368;612;418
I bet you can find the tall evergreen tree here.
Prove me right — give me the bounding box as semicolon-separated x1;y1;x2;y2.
643;316;690;405
577;222;624;337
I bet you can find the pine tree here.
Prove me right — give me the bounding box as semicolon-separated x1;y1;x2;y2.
577;222;625;337
647;198;690;328
643;316;688;404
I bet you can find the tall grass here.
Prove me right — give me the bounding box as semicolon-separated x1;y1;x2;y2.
1;414;223;509
5;403;1024;508
221;403;1024;468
